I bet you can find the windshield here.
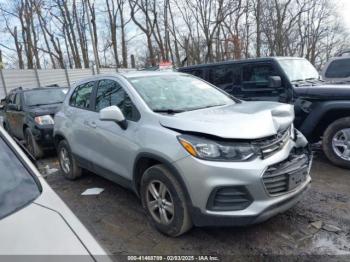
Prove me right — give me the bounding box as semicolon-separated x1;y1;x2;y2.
278;59;319;82
129;74;234;112
0;136;41;219
24;88;68;106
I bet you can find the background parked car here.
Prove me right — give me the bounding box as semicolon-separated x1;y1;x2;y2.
179;57;350;169
2;86;68;158
322;50;350;83
0;125;109;259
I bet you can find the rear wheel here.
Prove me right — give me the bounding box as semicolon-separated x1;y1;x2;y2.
140;164;192;237
57;140;82;180
25;128;43;159
323;117;350;169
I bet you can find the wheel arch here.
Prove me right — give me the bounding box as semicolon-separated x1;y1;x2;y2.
132;152;193;207
53;132;67;148
299;101;350;142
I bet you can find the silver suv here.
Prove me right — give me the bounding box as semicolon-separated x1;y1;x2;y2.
54;72;312;236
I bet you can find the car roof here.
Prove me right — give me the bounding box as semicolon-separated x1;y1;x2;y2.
9;86;67;95
179;56;305;70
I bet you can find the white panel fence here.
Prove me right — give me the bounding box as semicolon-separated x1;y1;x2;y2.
0;68;135;99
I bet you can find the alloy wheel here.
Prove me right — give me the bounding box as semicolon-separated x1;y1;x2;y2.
332;128;350;161
146;180;175;225
60;147;71;174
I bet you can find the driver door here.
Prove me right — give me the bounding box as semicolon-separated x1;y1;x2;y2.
89;78;140;182
240;63;285;102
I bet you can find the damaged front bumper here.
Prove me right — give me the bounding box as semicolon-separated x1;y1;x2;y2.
174;129;312;227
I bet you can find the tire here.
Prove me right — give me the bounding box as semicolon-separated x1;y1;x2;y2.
57;140;82;180
140;164;192;237
25;128;43;159
323;117;350;169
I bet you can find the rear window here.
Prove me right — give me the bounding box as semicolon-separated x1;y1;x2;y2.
325;59;350;78
0;136;41;219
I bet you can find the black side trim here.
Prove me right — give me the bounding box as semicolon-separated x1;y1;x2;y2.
74;154;133;190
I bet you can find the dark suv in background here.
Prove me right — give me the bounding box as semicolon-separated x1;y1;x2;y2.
179;57;350;169
2;86;68;158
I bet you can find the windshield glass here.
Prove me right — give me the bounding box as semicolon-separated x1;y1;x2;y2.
129;74;234;112
24;88;68;106
0;136;41;219
278;59;319;82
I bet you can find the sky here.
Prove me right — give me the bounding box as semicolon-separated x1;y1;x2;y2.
337;0;350;30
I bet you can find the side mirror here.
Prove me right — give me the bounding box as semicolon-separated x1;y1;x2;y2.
0;99;5;110
99;105;128;130
268;76;282;88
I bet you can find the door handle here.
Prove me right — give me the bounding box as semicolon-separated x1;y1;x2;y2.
89;121;97;128
83;120;97;128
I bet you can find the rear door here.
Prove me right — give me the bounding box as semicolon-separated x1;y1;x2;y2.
89;78;140;182
208;64;242;96
67;81;96;170
12;93;26;139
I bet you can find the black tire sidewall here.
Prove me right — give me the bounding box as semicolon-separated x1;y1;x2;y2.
323;118;350;168
140;165;188;237
25;128;42;159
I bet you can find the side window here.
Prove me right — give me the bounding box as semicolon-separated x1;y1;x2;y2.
325;59;350;78
190;69;203;78
95;79;138;121
209;65;241;92
242;64;274;88
70;82;94;109
7;94;15;104
14;94;21;106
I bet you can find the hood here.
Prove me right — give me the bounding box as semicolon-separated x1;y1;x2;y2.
0;203;94;256
159;101;294;139
294;83;350;99
27;103;62;116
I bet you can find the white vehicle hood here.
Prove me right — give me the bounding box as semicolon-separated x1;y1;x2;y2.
159;101;294;139
0;177;108;259
0;202;94;257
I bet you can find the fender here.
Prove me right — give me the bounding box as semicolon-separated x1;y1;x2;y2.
299;100;350;138
132;152;194;208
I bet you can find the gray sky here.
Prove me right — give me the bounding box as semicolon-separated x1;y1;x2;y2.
337;0;350;30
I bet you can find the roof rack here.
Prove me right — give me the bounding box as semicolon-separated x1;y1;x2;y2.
336;49;350;57
9;86;23;93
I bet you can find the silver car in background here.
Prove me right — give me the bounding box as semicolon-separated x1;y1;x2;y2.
0;126;109;259
54;72;312;236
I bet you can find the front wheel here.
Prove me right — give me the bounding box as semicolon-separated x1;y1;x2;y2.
323;117;350;169
140;164;192;237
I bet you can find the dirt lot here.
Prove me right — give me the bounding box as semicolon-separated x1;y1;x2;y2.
38;151;350;260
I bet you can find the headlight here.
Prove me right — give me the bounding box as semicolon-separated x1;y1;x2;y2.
34;115;54;125
178;135;258;161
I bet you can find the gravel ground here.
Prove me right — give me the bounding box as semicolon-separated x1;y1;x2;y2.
36;151;350;261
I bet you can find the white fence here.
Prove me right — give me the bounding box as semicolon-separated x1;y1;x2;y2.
0;68;135;99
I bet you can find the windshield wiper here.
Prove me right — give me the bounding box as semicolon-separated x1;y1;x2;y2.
186;104;227;112
153;109;185;114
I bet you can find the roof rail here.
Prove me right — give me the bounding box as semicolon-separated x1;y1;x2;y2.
9;86;23;93
336;49;350;57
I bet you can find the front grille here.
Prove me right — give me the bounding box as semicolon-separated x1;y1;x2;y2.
263;150;310;196
253;127;291;159
207;186;252;211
